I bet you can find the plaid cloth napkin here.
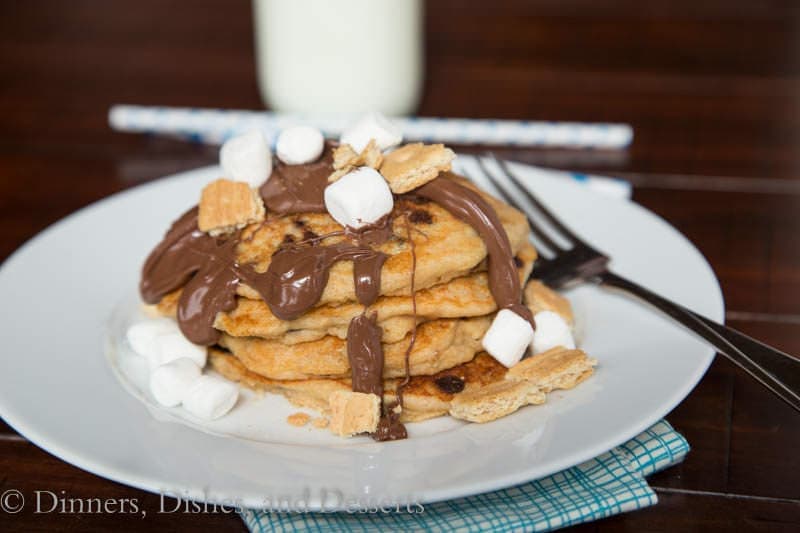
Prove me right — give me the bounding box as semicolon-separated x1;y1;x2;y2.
240;420;687;532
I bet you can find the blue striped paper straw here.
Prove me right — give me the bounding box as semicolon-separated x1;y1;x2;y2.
108;105;633;149
453;155;632;201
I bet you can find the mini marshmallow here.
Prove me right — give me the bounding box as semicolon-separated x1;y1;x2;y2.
482;309;535;368
182;375;239;420
149;358;202;407
531;310;576;354
152;332;207;369
220;129;272;187
340;112;403;153
126;318;178;359
323;167;393;229
275;125;324;165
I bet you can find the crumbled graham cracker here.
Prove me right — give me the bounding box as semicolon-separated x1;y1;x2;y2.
328;390;380;437
198;178;265;236
379;143;455;194
287;412;311;427
328;140;384;183
449;347;596;423
505;346;596;392
449;380;545;423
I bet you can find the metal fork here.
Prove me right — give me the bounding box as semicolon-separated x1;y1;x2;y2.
475;154;800;413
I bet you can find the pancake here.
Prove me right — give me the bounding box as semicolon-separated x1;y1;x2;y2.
209;347;596;424
215;243;535;342
218;316;491;381
152;243;535;344
232;174;530;305
135;135;597;438
524;279;574;324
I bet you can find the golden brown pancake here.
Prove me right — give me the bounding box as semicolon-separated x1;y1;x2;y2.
209;347;596;424
232;176;530;305
153;243;536;345
218;316;491;380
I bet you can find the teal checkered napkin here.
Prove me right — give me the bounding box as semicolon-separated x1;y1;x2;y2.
240;420;687;532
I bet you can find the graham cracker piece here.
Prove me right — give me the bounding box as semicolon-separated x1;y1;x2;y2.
449;347;595;423
379;143;455;194
328;390;381;437
198;179;265;236
328;140;384;183
524;280;574;324
287;412;311;427
448;380;545;423
506;347;596;392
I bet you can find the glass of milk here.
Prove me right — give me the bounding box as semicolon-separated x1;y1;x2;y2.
253;0;424;116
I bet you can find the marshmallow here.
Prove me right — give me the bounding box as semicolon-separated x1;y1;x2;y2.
531;311;576;354
340;112;403;153
149;358;202;407
324;167;394;229
275;126;325;165
220;130;272;187
182;375;239;420
126;318;178;359
152;332;207;370
482;309;535;368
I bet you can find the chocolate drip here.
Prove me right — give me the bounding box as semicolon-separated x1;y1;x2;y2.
372;405;408;441
141;206;393;346
346;314;384;397
369;214;419;442
140;207;244;345
416;176;533;325
176;239;240;345
344;214;394;246
140;207;214;304
259;143;335;214
242;242;387;321
353;252;387;307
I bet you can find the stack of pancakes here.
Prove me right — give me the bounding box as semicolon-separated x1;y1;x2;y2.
153;175;593;424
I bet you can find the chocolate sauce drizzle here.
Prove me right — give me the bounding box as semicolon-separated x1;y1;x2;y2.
416;175;534;325
259;143;335;214
370;214;420;442
140;207;211;304
174;238;243;345
346;313;385;397
140;207;243;345
140;209;389;344
243;242;387;321
140;160;529;443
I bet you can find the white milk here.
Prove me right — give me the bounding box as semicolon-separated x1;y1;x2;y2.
253;0;423;116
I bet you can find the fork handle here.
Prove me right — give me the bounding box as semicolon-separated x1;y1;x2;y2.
598;270;800;413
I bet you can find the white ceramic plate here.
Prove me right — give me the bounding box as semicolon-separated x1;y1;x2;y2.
0;159;722;510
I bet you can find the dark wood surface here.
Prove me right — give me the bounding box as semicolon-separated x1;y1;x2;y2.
1;1;799;531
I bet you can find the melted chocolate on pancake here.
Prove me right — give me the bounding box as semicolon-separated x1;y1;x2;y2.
242;243;387;321
140;207;242;345
259;142;335;214
140;207;211;305
416;175;534;326
346;313;384;398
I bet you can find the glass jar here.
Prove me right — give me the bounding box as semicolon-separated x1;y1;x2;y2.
253;0;424;116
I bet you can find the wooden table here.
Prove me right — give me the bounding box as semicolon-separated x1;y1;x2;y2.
1;1;799;530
